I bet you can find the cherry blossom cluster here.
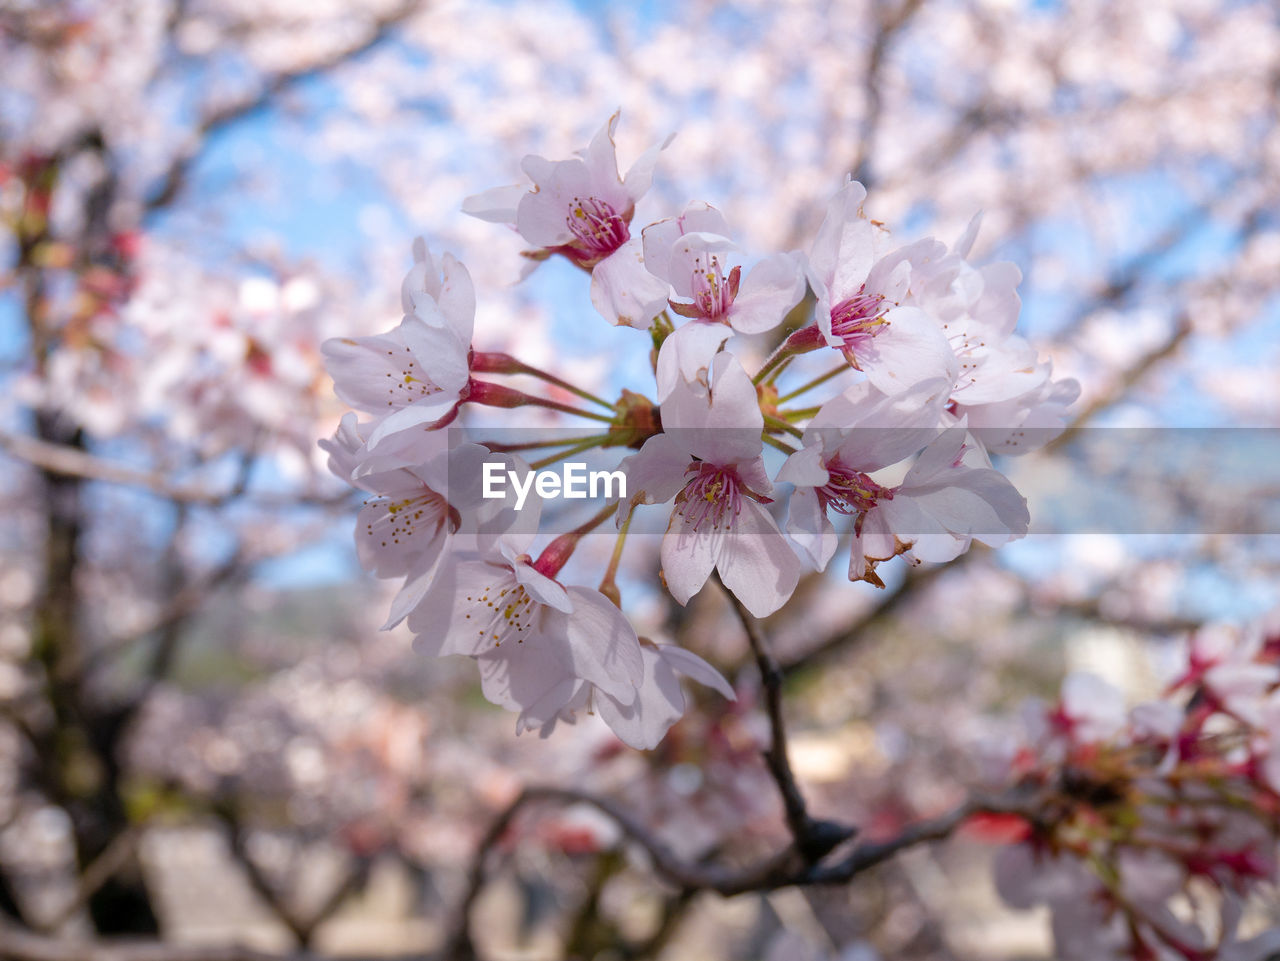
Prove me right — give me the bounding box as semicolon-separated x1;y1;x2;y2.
990;615;1280;960
321;113;1076;750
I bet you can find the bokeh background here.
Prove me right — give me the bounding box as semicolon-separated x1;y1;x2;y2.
1;1;1278;958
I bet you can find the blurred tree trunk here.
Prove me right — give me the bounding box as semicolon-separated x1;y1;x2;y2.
31;411;159;935
21;150;161;931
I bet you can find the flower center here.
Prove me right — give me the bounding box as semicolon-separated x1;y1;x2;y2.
676;463;742;533
385;343;442;408
464;572;538;647
565;196;630;258
691;254;739;321
817;460;892;517
364;489;451;549
830;288;888;362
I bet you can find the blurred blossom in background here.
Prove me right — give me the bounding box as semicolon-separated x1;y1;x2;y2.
1;1;1278;959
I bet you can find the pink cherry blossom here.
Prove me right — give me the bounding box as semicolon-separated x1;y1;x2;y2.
528;641;736;751
407;543;645;729
399;236;476;343
642;202;805;399
621;354;800;617
322;241;475;456
462;112;672;328
892;217;1047;408
955;366;1081;456
804;179;958;395
781;381;1027;586
320;420;541;629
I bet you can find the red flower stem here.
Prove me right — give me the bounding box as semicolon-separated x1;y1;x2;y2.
468;380;615;423
472;351;614;409
532;502;621;578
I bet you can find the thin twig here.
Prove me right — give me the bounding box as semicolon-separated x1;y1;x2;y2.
215;808;365;950
0;430;348;509
35;827;143;933
143;1;425;216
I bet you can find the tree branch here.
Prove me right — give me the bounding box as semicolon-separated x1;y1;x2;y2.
143;0;425;216
440;782;1041;961
0;429;350;509
215;808;366;950
0;924;425;961
722;586;856;862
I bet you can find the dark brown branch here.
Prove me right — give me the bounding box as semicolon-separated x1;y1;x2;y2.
440;785;793;960
779;555;970;679
0;929;300;961
215;808;366;950
440;783;1041;961
802;789;1040;884
0;430;347;510
33;827;144;934
722;587;856;862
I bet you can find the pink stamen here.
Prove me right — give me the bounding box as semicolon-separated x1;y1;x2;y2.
565;197;630;258
689;254;739;321
830;287;889;362
817;459;892;516
675;462;759;533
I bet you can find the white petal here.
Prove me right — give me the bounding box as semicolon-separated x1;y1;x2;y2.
808;179;871;300
729;252;807;335
563;587;645;701
365;398;459;451
952;212;983;258
476;637;576;716
589;237;669;328
513;559;573;613
461;183;527;224
662;353;763;465
641;202;732;283
776;442;830;488
860;306;958;396
661;503;720;605
620;433;694;507
785;486;837;571
595;645;684;750
621;129;675;201
657;645;736;700
654;321;732;401
717;499;800;617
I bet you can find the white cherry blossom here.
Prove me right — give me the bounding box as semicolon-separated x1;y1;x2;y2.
408;543;645;729
524;641;736;751
782;381;1027;585
805;179;958;395
621;354;800;617
462;111;672;328
642;202;805;399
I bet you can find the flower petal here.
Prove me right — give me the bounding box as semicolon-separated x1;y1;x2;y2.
716;499;800;617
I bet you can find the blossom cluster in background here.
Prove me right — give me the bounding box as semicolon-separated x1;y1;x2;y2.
992;614;1280;960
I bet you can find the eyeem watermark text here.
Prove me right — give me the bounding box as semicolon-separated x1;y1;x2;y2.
482;462;626;510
